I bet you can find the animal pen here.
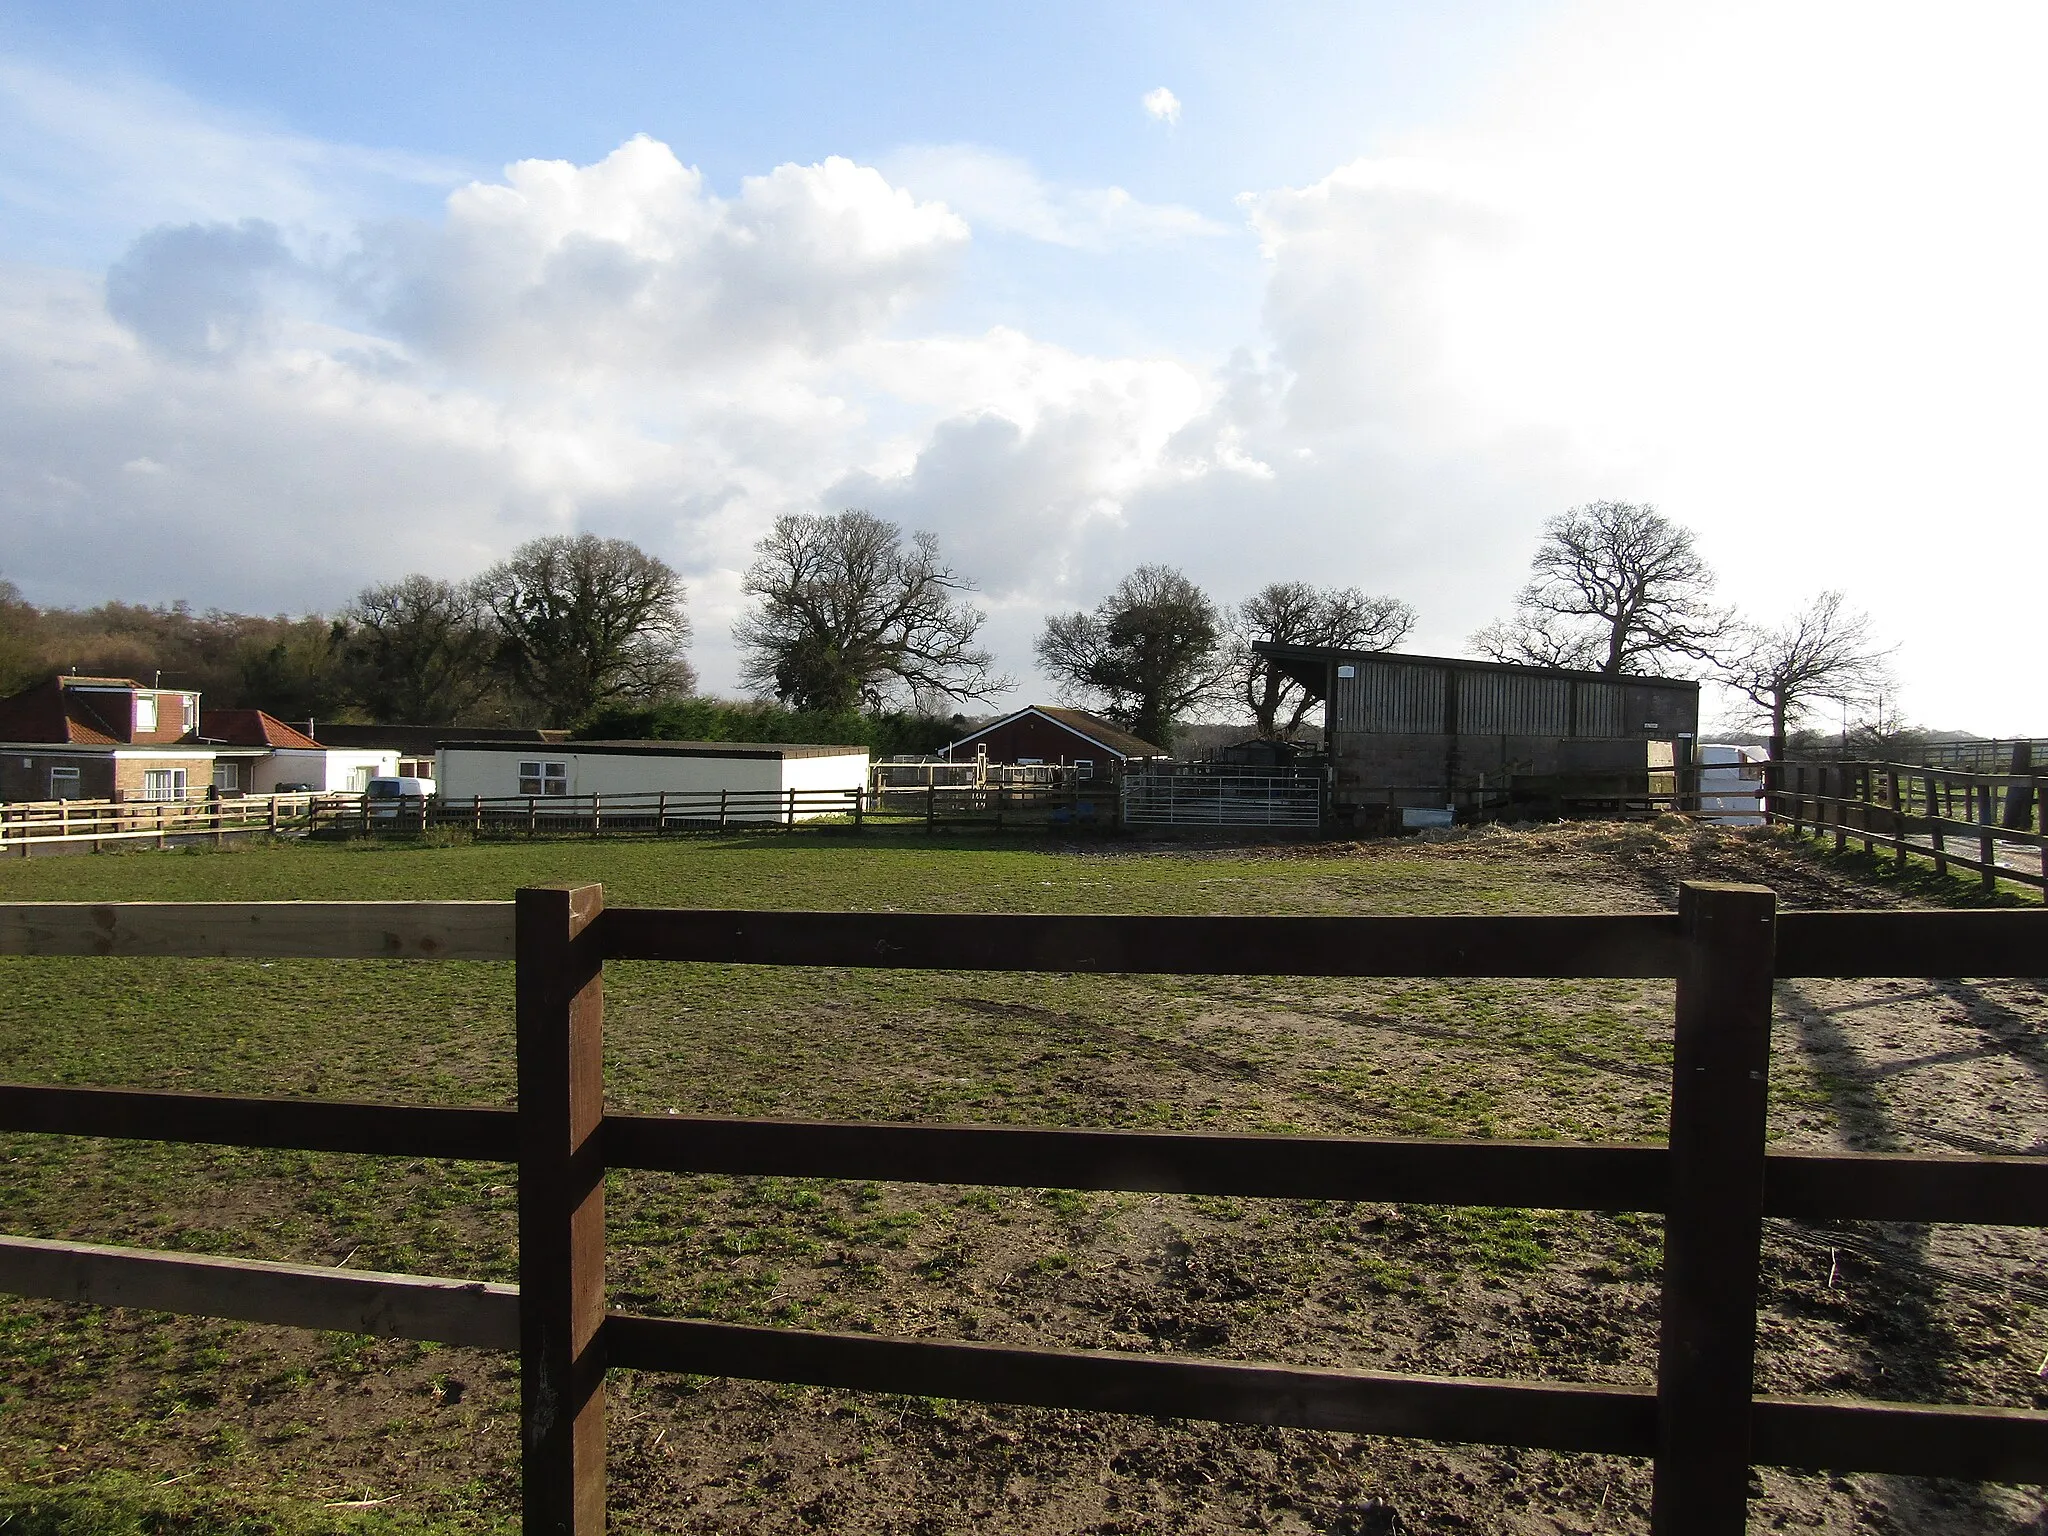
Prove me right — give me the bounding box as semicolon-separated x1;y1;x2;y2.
0;888;2045;1533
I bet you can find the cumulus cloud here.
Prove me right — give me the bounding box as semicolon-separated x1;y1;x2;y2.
356;136;969;374
1141;87;1181;127
884;144;1221;250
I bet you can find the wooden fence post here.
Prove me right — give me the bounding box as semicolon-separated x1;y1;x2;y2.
516;884;608;1535
1926;773;1946;876
1976;779;1997;892
1651;880;1778;1536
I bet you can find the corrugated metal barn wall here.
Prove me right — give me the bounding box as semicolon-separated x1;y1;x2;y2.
1332;658;1649;738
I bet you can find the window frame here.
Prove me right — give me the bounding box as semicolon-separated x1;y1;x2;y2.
519;760;571;796
141;768;187;801
48;766;82;800
133;695;159;734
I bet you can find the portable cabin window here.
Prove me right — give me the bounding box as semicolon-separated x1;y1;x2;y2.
348;765;375;793
133;695;158;734
48;766;82;800
141;768;186;801
212;760;241;792
519;760;570;796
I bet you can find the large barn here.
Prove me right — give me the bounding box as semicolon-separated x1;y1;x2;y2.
1254;644;1701;820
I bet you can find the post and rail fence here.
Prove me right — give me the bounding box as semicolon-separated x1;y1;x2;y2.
1768;760;2046;901
0;891;2044;1531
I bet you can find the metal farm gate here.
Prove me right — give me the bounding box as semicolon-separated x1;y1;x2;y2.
1121;772;1324;828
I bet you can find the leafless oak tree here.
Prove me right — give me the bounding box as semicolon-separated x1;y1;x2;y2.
1036;565;1228;749
1472;501;1731;676
476;534;694;727
734;510;1006;714
1227;581;1415;738
1722;590;1893;762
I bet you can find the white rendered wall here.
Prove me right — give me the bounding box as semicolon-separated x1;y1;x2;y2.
248;748;396;793
434;747;865;820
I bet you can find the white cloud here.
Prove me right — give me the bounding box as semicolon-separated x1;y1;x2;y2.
0;58;461;258
359;136;970;375
1141;87;1181;127
6;5;2047;729
885;144;1222;251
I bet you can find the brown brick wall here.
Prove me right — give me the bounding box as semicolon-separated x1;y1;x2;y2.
112;755;216;801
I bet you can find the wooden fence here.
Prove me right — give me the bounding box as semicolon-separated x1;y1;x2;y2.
1769;761;2046;900
0;889;2045;1534
0;791;356;856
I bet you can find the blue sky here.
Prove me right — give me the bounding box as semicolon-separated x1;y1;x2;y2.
1;2;2042;731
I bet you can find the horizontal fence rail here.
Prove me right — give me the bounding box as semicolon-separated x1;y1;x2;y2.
0;893;2044;1536
1771;759;2046;901
0;791;358;854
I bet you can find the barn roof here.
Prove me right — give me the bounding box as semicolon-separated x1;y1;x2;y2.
1251;643;1701;698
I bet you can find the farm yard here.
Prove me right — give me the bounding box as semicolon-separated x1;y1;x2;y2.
0;825;2044;1535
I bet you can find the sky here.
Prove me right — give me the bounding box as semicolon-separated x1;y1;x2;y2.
0;1;2042;732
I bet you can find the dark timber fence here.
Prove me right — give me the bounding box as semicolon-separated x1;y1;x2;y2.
1769;760;2046;900
0;892;2045;1533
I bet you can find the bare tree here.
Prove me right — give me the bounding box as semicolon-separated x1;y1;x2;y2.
477;534;694;727
1722;591;1893;762
1036;565;1227;749
734;510;1005;713
1227;582;1415;737
0;578;47;696
1472;501;1731;676
343;575;502;724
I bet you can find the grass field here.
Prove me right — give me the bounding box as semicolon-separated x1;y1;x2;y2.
0;826;2042;1535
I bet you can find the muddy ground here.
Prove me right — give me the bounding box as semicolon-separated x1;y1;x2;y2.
0;823;2044;1534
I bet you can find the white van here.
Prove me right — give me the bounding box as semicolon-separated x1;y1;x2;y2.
1697;745;1766;825
365;775;436;820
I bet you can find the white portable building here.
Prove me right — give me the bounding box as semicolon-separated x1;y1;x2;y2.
433;739;871;822
1697;743;1767;825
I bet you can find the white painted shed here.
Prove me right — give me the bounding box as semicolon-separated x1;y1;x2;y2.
433;739;870;822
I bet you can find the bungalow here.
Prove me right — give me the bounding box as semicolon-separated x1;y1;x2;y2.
0;675;216;802
197;710;399;794
941;706;1169;783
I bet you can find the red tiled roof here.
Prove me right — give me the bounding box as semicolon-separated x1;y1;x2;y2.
0;677;126;745
199;709;323;749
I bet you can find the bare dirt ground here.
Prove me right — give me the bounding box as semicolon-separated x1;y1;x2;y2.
0;823;2044;1534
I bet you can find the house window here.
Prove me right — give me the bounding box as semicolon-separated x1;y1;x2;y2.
519;760;570;796
348;765;375;793
182;695;198;733
1072;759;1095;779
212;761;240;792
142;768;187;801
49;766;81;800
134;695;158;734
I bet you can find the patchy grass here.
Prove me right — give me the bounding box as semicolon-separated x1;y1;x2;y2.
0;829;2039;1535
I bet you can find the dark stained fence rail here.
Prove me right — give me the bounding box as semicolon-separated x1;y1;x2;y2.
1769;759;2046;900
0;892;2044;1536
